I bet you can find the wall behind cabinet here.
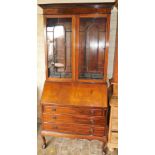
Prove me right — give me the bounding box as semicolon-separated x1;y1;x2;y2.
37;7;45;121
108;6;118;80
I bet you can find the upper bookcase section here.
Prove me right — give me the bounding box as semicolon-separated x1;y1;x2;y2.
39;2;115;83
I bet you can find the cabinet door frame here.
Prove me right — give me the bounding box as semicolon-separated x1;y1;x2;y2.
44;15;76;82
44;14;110;83
75;14;111;83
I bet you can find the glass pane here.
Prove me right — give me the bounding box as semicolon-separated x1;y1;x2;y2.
79;18;106;79
47;18;72;78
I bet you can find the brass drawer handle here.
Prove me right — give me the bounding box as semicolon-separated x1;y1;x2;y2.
89;128;94;135
90;110;95;115
51;107;56;111
90;119;94;124
52;125;58;129
52;116;57;119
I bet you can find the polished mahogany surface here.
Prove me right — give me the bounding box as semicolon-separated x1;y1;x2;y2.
41;81;108;107
39;3;114;15
79;17;106;80
43;105;106;116
42;123;105;137
42;113;105;126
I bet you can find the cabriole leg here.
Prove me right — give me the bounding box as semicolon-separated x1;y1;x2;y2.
41;135;46;149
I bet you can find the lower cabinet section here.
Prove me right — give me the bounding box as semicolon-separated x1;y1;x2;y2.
41;104;107;142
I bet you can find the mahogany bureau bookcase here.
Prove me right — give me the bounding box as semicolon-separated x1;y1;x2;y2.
39;2;115;149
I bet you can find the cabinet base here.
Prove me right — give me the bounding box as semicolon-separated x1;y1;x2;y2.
41;130;107;144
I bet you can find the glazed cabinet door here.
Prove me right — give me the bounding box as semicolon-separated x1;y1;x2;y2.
45;16;74;81
77;15;109;82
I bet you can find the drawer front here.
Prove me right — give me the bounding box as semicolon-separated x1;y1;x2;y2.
42;123;105;137
111;118;118;131
93;127;106;137
43;105;105;116
111;132;118;144
111;107;118;118
42;113;105;126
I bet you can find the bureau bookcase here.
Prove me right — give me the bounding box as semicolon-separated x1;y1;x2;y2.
39;3;114;149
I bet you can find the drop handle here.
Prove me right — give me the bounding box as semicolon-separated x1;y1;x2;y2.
51;107;56;111
89;128;94;135
52;125;58;129
52;116;57;119
90;110;95;115
90;119;94;124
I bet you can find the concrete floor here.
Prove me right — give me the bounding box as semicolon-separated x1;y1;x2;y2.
37;125;118;155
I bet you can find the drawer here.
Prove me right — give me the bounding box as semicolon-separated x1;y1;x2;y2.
111;132;118;144
43;105;105;116
111;119;118;131
93;127;106;137
42;113;105;126
42;123;105;137
111;107;118;118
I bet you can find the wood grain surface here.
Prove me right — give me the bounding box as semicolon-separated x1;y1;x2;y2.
41;81;108;107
